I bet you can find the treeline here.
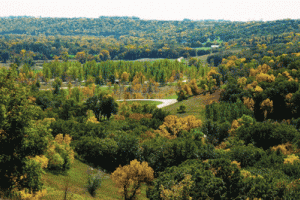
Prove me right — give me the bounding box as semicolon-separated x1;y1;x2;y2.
0;17;299;42
0;17;299;62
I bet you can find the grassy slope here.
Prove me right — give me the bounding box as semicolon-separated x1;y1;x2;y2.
162;89;222;121
41;158;149;200
162;96;206;121
117;100;163;107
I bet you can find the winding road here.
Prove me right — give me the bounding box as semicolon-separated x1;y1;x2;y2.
116;99;178;108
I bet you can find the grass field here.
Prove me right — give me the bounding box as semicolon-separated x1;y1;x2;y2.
162;89;222;121
164;94;178;99
41;158;149;200
162;96;206;121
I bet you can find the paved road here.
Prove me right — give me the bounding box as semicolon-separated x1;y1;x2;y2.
117;99;178;108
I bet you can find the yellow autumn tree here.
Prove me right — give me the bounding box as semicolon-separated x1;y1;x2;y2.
86;110;99;124
271;142;296;155
250;64;272;77
12;188;47;200
75;51;86;64
256;73;275;83
111;159;154;200
160;174;194;200
155;115;202;139
129;113;152;121
284;154;300;165
243;97;255;111
188;79;201;95
237;77;247;88
260;98;273;120
254;86;263;93
121;71;130;83
45;133;75;171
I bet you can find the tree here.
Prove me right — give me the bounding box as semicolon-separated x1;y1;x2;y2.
101;94;119;120
0;51;10;63
75;51;86;64
160;174;194;200
85;92;119;121
61;51;69;62
111;159;154;200
99;50;111;61
0;68;50;196
52;77;62;95
155;115;202;139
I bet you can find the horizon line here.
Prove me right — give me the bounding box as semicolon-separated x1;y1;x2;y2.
0;15;299;22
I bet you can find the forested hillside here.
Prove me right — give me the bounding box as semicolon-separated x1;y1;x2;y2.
1;16;300;199
0;17;299;60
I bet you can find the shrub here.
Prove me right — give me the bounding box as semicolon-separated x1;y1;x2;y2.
139;118;162;130
86;167;107;197
45;134;75;171
177;105;186;113
11;188;47;200
19;158;45;193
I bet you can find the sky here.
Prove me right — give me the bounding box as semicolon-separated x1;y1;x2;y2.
0;0;300;22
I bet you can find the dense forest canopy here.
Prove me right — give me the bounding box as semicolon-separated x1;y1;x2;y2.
2;15;300;199
0;17;299;61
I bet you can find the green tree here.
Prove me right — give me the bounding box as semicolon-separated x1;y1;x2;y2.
52;77;62;95
85;92;119;121
0;68;50;196
61;51;69;62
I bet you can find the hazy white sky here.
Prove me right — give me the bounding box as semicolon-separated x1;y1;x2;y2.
0;0;300;21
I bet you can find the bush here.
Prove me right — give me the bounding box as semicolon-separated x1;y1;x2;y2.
177;105;186;113
139;118;162;130
45;134;75;172
19;158;45;193
152;108;170;122
86;167;107;197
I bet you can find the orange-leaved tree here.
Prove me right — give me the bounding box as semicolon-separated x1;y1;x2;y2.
111;159;154;200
